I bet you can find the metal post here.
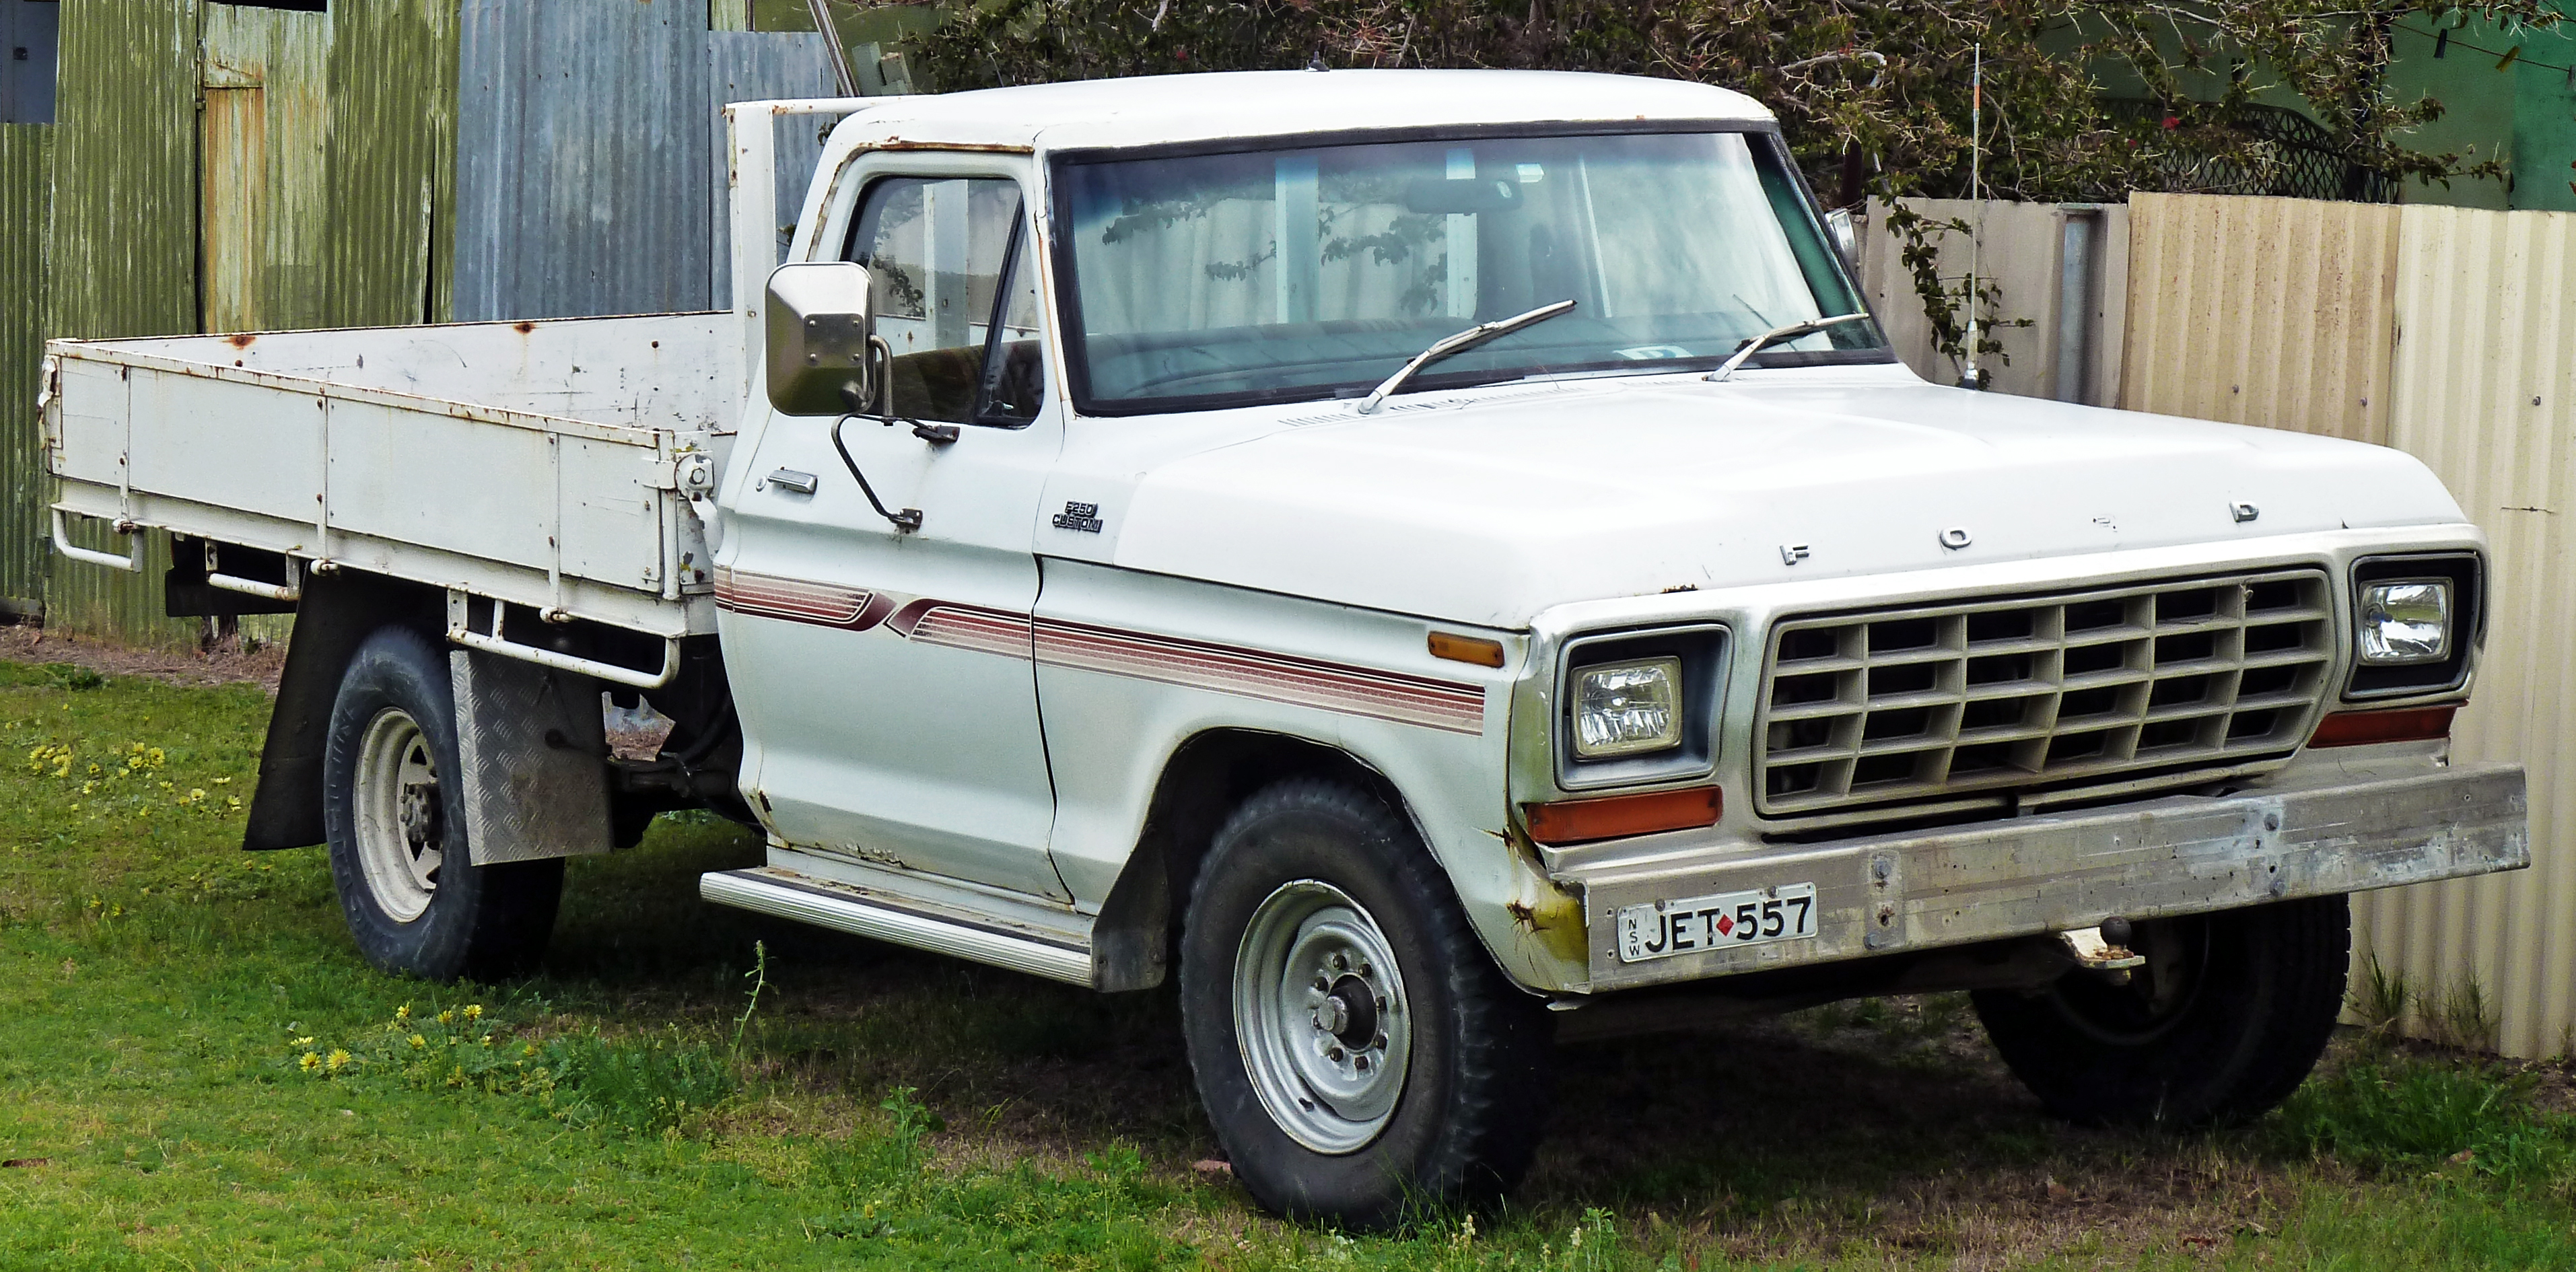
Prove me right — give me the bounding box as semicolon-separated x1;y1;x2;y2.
804;0;860;98
2054;210;2098;405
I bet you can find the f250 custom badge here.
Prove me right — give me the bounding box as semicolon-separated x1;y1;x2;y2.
1052;501;1105;533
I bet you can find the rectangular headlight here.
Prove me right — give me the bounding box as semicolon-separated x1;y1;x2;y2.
2359;579;2451;665
1572;658;1684;758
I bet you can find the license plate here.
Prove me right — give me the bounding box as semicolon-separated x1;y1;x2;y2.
1617;882;1817;963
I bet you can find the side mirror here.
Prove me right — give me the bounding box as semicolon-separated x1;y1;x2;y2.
1823;208;1858;266
765;261;878;415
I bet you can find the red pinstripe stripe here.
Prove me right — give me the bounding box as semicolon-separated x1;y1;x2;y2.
727;586;1488;736
1033;619;1485;735
713;566;876;627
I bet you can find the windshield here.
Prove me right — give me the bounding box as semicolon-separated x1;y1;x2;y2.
1053;129;1884;415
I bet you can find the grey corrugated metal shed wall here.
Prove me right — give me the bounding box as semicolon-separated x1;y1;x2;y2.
707;28;838;304
0;122;48;612
452;0;836;321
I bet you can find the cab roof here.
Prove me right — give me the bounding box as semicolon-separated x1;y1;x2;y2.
825;69;1773;154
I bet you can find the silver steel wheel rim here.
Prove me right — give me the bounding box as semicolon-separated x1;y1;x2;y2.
354;707;442;923
1232;879;1412;1155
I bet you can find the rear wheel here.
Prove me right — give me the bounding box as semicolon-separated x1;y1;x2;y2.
1972;896;2349;1127
1179;779;1551;1230
323;627;561;981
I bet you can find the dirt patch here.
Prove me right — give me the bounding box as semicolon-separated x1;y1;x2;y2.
0;624;285;693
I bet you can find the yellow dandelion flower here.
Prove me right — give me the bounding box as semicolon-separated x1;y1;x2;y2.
147;748;164;766
213;776;232;785
326;1049;351;1072
408;1034;427;1049
463;1004;483;1022
395;1005;411;1020
436;1009;454;1025
299;1052;321;1071
291;1036;315;1047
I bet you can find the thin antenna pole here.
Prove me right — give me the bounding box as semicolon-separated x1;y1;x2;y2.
1961;43;1983;390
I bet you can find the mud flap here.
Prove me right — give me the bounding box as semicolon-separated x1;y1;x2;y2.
450;649;612;865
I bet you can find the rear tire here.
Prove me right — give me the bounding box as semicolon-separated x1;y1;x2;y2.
1179;778;1552;1230
1972;895;2349;1127
322;626;561;981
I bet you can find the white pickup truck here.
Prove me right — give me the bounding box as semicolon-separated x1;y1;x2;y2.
42;70;2527;1226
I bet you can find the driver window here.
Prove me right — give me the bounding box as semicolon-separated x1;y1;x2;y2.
843;175;1042;424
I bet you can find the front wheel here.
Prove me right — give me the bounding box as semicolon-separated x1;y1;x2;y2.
1972;895;2350;1127
1179;779;1552;1230
322;627;562;981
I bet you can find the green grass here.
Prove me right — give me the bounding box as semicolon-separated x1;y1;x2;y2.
9;657;2576;1268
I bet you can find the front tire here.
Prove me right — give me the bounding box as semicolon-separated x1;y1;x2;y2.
1179;779;1551;1230
323;627;562;981
1972;895;2349;1127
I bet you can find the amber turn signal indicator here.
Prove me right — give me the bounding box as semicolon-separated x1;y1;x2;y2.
2309;705;2456;748
1524;787;1720;846
1428;631;1506;668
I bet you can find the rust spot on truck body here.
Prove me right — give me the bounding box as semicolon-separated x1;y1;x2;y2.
861;139;1037;155
512;321;537;334
226;334;256;349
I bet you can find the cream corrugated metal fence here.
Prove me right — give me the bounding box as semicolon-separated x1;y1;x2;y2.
2122;192;2399;445
2120;194;2576;1056
2367;204;2576;1059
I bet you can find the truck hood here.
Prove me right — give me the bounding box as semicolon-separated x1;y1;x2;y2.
1107;374;2466;629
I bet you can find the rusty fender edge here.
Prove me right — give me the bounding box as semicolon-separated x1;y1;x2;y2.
1562;763;2528;993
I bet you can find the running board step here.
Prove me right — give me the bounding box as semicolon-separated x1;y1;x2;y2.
699;866;1095;987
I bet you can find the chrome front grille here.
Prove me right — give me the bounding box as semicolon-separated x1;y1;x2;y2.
1756;569;2336;816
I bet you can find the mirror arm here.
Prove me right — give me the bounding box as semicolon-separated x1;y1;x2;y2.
829;415;925;534
836;380;960;447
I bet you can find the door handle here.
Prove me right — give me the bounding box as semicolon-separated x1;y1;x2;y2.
763;468;819;495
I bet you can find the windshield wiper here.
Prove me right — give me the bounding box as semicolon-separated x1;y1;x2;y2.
1706;312;1871;382
1355;299;1577;415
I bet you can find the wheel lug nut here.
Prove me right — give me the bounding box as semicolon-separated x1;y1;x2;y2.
1357;962;1372;977
1327;1046;1345;1062
1331;953;1347;971
1354;1055;1370;1072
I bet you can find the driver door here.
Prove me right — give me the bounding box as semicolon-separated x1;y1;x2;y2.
719;157;1067;900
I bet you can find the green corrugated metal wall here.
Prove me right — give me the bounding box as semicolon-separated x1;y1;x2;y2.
15;0;460;648
0;123;49;615
324;0;458;327
42;0;203;651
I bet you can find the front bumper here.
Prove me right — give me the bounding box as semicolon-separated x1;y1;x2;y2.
1566;762;2528;993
